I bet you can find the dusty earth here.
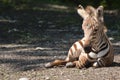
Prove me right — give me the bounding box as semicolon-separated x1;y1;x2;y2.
0;41;120;80
0;32;120;80
0;5;120;80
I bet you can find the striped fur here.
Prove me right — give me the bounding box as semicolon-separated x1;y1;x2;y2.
45;5;114;68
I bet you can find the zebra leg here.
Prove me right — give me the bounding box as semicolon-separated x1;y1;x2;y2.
64;50;82;68
45;54;80;68
45;59;68;68
45;50;80;68
45;40;84;68
45;50;81;68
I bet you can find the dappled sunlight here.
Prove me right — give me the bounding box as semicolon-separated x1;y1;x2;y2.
0;44;56;60
104;10;119;15
0;44;53;52
32;4;73;11
112;41;120;55
0;16;17;23
0;44;29;48
47;4;68;10
109;37;120;55
0;19;17;23
113;41;120;46
0;43;67;71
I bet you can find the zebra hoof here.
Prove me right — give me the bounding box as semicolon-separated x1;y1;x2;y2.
93;62;99;68
45;63;53;68
66;62;75;68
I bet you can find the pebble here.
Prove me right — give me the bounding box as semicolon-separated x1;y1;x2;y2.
45;76;50;80
19;77;29;80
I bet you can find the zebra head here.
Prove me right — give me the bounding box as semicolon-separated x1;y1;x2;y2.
77;5;107;48
77;5;104;23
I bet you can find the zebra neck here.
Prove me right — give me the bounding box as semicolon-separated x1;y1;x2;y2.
91;31;108;52
88;43;109;58
97;43;109;57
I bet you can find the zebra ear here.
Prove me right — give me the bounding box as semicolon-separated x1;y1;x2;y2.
96;6;104;22
77;5;89;19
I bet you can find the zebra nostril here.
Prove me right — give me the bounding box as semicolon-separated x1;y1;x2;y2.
94;28;98;32
84;46;91;53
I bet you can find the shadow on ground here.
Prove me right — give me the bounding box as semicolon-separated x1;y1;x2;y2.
0;43;68;71
0;41;120;71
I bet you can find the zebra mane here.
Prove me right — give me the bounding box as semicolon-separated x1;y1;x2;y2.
85;6;96;17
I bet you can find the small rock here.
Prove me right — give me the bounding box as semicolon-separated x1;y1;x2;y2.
45;76;50;80
19;77;29;80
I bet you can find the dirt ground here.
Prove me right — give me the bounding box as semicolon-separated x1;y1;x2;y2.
0;6;120;80
0;37;120;80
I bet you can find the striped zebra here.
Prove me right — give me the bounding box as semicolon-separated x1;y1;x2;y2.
45;5;114;68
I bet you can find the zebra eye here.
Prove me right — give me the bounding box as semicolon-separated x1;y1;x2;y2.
86;24;91;29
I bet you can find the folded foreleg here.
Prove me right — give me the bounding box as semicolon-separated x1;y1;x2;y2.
66;53;91;69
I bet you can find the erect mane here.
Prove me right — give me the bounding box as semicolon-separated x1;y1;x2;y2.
85;6;96;17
